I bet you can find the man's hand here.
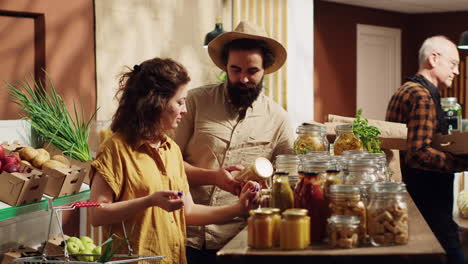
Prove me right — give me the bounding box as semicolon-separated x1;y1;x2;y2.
215;166;243;196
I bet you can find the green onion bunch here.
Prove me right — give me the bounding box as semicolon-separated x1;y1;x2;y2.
6;75;96;162
352;109;383;153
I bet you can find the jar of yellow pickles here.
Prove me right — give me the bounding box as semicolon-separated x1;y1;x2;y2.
271;172;294;212
280;209;310;250
333;124;363;155
248;208;274;249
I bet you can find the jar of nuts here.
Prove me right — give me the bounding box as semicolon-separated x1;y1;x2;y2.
367;182;409;246
328;184;367;244
327;215;360;249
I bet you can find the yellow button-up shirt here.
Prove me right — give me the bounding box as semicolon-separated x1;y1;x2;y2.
174;83;294;249
92;133;189;264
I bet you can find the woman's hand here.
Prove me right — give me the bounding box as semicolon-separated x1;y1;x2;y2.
238;181;261;215
147;190;185;212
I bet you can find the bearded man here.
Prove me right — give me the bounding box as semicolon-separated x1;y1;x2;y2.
174;21;294;264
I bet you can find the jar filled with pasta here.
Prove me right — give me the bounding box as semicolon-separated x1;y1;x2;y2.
333;124;363;155
367;182;409;246
294;124;329;154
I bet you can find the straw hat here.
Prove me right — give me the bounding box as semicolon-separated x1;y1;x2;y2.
207;21;287;74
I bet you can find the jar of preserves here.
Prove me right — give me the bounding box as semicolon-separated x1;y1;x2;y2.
275;154;300;189
367;182;409;246
280;209;310;250
294;161;328;243
333;124;363;155
327;215;360;249
271;172;294;212
248;208;274;249
294;124;329;154
328;184;367;243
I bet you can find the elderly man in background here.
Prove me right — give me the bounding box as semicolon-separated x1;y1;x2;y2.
174;21;294;264
386;35;468;264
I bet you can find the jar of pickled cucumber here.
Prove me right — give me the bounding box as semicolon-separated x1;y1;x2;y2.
333;124;363;155
271;172;294;212
294;124;329;154
275;154;300;189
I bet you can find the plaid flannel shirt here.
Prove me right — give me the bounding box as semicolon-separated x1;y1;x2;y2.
386;79;468;173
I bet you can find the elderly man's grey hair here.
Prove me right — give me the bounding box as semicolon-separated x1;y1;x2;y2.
418;35;454;67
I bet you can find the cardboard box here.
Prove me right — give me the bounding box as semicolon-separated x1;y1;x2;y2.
1;247;38;264
43;143;92;184
1;141;28;155
38;235;69;256
42;165;86;197
433;131;468;155
0;169;48;206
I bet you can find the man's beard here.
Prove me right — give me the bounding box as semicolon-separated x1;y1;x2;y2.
227;77;263;109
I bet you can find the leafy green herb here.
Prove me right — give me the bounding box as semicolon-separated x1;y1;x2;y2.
352;109;383;153
6;73;97;162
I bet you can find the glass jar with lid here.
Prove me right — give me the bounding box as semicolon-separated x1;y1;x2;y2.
293;124;329;154
294;161;328;243
367;182;409;246
333;124;363;155
275;154;300;189
361;153;389;181
248;208;274;249
271;171;294;212
344;158;379;185
258;189;271;208
327;215;360;249
328;184;367;243
280;209;310;250
441;97;462;133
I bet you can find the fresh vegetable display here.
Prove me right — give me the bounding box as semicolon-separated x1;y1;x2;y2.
352;109;383;153
6;75;97;162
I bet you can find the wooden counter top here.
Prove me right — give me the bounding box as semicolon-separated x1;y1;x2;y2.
217;194;445;264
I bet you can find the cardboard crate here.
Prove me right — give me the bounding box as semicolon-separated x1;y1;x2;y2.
42;165;86;197
433;131;468;155
1;247;38;264
43;143;92;184
0;169;48;206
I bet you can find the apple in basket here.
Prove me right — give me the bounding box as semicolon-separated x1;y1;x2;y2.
67;237;85;252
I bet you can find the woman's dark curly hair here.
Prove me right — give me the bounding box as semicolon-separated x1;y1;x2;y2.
111;58;190;147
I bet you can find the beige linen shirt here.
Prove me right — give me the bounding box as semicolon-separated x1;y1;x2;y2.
174;83;294;249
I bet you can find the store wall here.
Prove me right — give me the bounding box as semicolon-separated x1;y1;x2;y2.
313;0;410;122
95;0;233;120
0;0;96;121
314;0;468;123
